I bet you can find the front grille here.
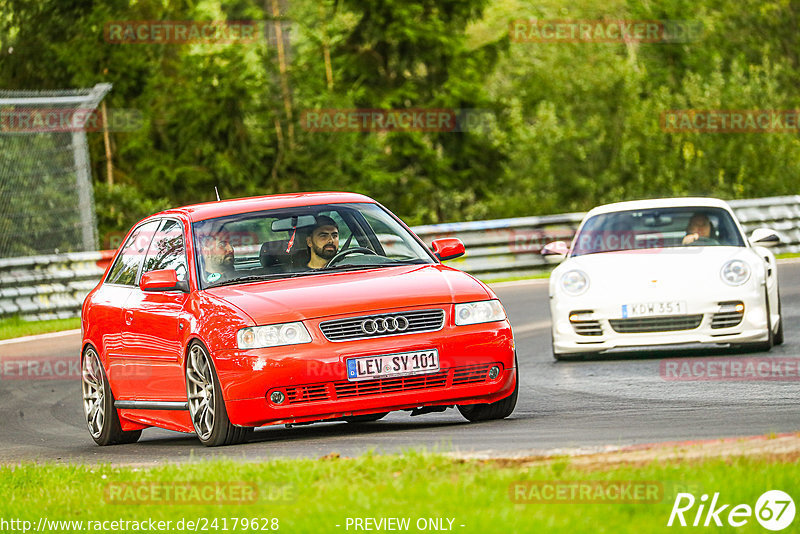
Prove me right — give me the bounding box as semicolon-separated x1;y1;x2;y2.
453;364;494;385
270;364;495;406
571;320;603;336
320;309;445;341
334;370;448;398
711;302;744;329
286;384;329;404
609;314;703;333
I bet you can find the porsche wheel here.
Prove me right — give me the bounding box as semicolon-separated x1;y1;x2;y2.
457;358;518;422
774;294;784;346
186;342;251;447
82;347;141;446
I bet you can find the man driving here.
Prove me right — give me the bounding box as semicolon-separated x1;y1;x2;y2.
199;230;236;283
682;213;714;245
305;215;339;269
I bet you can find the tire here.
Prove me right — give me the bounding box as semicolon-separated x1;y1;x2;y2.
186;342;252;447
457;358;518;422
344;412;389;423
774;294;784;346
81;346;142;446
742;288;774;352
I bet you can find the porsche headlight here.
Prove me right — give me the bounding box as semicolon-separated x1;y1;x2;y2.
720;260;751;286
237;322;312;349
454;300;506;326
560;270;589;296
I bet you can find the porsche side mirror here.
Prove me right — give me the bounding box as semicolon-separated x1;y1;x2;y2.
140;269;189;292
748;228;781;248
431;238;466;261
541;241;569;263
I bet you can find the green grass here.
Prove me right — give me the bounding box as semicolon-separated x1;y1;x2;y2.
0;451;796;533
0;316;80;341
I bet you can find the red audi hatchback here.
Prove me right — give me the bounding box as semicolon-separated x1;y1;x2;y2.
81;192;517;446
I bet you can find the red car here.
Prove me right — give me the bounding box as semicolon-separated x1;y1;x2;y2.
81;192;517;446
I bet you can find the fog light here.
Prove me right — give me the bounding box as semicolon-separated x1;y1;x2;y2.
270;391;286;405
488;366;500;379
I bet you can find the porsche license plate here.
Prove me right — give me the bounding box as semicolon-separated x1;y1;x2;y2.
622;301;687;318
346;349;439;381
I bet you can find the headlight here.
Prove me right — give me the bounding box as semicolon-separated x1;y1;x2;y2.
237;322;312;349
560;270;589;295
720;260;751;286
454;300;506;326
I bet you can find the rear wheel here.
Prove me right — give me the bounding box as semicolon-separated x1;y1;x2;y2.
186;342;252;447
457;359;518;422
82;347;141;446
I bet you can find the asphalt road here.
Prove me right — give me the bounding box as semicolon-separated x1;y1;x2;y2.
1;262;799;465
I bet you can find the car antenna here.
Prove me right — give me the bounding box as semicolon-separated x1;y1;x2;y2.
214;186;221;201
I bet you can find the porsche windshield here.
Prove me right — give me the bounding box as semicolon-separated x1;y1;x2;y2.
571;206;745;257
192;202;435;288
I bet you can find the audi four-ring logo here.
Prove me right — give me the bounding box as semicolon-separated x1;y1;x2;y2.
361;316;410;334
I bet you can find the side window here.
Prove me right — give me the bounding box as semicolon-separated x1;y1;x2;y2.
106;221;160;286
142;219;188;281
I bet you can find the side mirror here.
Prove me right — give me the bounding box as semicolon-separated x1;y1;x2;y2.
140;269;189;292
431;238;466;261
541;241;569;263
748;228;781;248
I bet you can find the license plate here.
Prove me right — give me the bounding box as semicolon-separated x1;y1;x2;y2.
622;301;687;318
346;349;439;382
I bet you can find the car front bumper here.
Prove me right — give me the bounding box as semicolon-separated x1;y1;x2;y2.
213;319;516;427
550;286;769;355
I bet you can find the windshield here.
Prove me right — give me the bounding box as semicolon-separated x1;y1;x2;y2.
192;202;435;288
571;206;745;257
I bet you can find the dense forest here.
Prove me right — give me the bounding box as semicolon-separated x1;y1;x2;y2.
1;0;799;246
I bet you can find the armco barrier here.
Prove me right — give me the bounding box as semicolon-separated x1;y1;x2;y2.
1;196;799;321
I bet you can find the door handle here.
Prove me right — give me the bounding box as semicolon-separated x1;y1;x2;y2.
124;310;134;325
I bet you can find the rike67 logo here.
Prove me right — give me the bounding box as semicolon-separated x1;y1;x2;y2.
668;490;795;531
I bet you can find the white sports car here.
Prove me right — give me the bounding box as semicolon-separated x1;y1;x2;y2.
542;198;783;360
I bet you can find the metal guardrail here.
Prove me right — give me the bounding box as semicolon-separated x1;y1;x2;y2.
1;196;799;321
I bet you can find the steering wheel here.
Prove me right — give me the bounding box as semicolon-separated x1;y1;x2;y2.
324;247;378;268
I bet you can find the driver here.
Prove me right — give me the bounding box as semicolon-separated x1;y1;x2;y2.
199;230;236;283
681;213;714;245
305;215;339;269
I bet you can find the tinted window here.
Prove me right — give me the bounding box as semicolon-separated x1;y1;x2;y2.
142;219;187;281
106;221;160;286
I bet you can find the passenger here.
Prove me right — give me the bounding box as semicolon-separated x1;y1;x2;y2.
681;213;715;245
305;215;339;269
199;230;236;283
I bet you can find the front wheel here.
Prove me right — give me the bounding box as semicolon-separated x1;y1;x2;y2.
457;360;518;422
82;347;141;446
186;342;252;447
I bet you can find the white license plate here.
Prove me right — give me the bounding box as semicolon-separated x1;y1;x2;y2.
622;301;687;318
346;349;439;382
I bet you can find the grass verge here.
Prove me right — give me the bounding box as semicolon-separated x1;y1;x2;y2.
0;316;80;341
0;451;796;533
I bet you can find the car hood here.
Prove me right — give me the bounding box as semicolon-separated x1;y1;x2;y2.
554;246;763;296
204;264;491;324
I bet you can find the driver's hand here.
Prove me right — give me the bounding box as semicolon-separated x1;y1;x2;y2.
682;233;699;245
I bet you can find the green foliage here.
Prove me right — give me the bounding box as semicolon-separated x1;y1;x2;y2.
1;0;799;239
